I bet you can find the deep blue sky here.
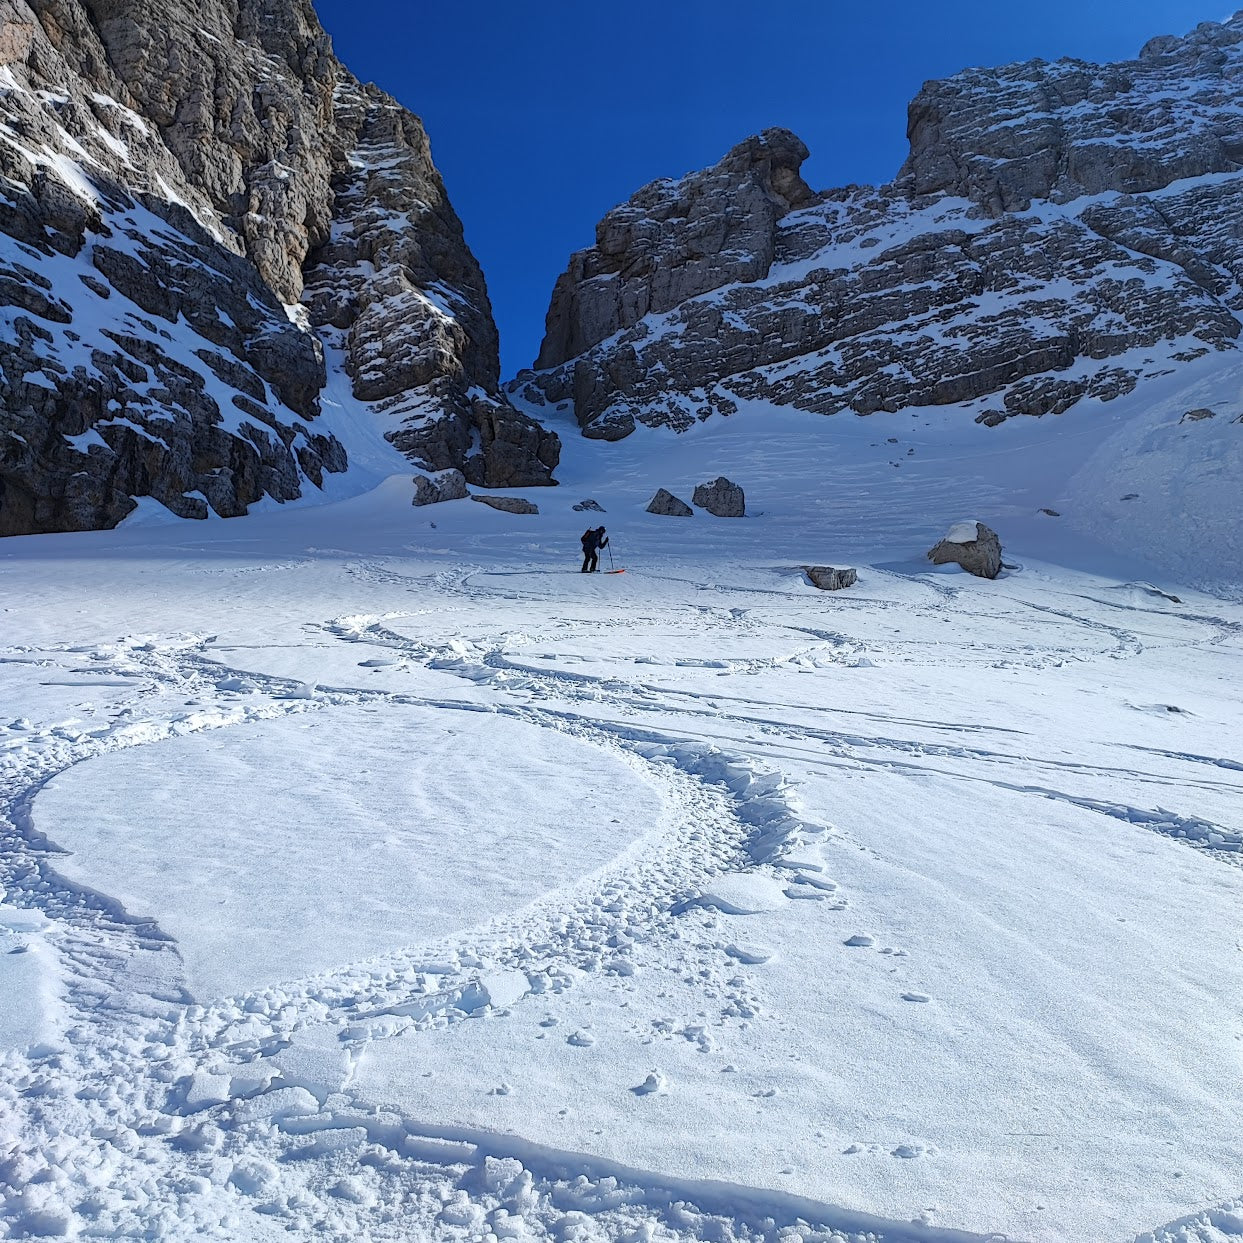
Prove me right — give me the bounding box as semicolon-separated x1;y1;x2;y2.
315;1;1224;376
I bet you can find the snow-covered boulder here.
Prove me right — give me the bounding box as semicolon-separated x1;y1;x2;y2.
693;477;745;517
412;469;469;506
647;489;693;517
927;522;1003;579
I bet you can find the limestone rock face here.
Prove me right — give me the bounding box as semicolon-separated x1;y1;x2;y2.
693;477;745;517
301;76;559;491
646;488;693;517
0;0;340;534
513;16;1243;442
1;0;556;536
901;20;1243;212
927;522;1003;579
537;128;815;370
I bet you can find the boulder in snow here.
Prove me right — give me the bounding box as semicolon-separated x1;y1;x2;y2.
573;499;606;512
471;495;539;514
412;469;469;506
647;489;693;517
805;566;857;591
693;477;745;517
926;522;1002;579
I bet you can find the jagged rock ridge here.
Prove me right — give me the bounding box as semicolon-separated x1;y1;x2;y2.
512;17;1243;438
0;0;557;536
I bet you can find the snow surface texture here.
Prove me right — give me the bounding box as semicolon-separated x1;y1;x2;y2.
39;706;660;999
2;387;1242;1242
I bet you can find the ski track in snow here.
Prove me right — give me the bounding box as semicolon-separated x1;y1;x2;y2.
2;542;1242;1243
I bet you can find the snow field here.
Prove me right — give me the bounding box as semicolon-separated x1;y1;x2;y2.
2;367;1243;1240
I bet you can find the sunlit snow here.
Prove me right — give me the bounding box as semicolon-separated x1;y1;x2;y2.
3;364;1242;1242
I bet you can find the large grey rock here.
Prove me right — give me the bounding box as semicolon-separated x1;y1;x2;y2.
927;522;1003;579
805;566;857;591
412;469;468;506
470;494;538;515
0;0;556;537
646;488;693;517
693;477;745;517
580;410;636;441
513;15;1243;444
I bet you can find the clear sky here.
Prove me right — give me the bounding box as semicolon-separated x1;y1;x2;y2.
314;1;1226;377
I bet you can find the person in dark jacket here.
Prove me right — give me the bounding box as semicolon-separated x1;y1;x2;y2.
580;526;608;573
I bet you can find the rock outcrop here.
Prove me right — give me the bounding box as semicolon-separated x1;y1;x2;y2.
1;0;556;536
300;73;558;491
412;469;468;507
536;129;815;370
927;522;1003;579
805;566;857;591
512;18;1243;441
693;477;745;517
646;488;693;517
901;21;1243;212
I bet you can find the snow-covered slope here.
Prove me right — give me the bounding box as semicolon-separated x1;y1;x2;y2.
2;384;1241;1241
517;344;1242;594
0;0;557;537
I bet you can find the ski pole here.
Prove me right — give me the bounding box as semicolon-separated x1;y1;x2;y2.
608;543;615;571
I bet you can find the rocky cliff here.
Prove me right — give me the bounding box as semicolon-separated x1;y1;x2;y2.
0;0;557;536
512;17;1243;440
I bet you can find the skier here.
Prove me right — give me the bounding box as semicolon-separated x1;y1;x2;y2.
580;526;608;573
